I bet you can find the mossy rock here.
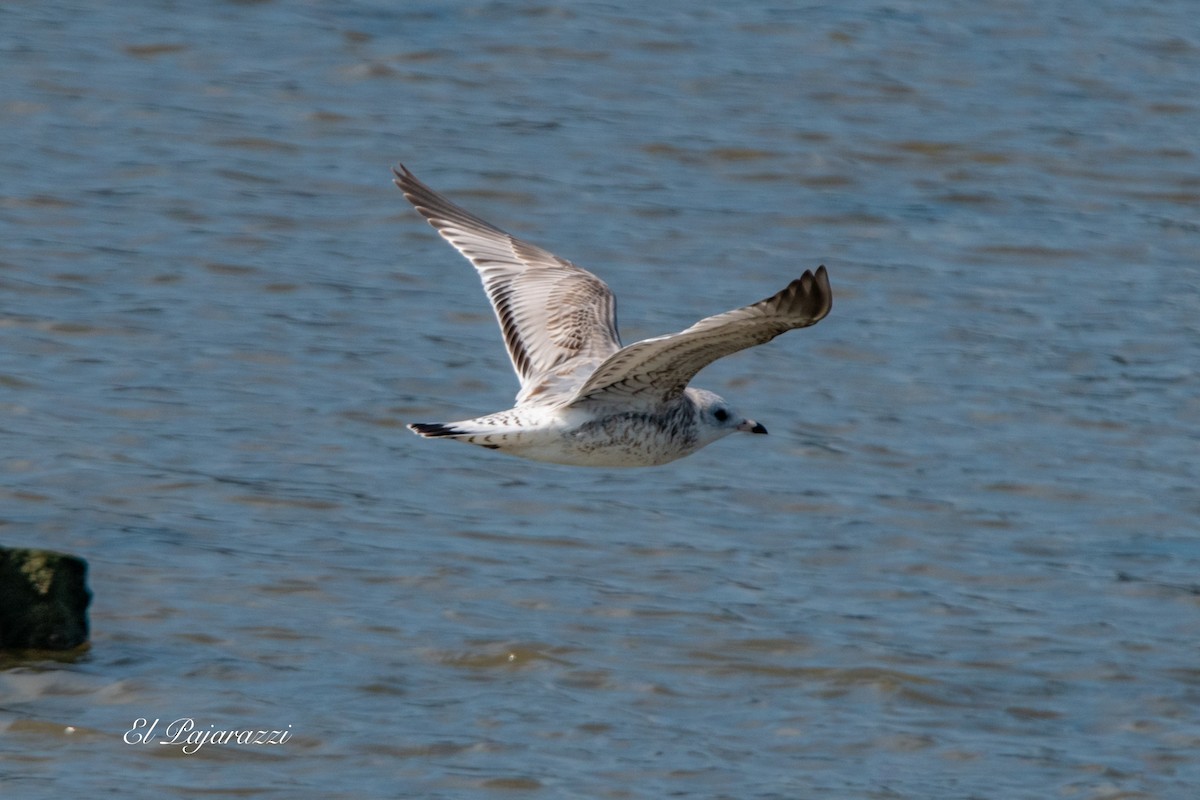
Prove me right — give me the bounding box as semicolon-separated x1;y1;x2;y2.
0;546;91;650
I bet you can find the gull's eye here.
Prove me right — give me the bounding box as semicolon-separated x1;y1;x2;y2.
714;408;729;422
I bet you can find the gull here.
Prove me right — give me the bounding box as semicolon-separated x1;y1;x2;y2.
395;165;832;467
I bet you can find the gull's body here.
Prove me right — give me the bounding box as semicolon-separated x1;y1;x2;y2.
395;165;832;467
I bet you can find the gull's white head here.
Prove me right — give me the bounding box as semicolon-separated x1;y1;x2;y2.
686;388;768;446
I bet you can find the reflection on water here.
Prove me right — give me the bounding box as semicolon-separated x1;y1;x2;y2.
2;1;1199;797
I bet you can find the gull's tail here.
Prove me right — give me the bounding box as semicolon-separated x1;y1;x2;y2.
409;422;468;438
408;422;501;449
407;415;533;451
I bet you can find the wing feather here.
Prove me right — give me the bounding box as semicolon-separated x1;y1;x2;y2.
567;266;832;407
394;165;621;394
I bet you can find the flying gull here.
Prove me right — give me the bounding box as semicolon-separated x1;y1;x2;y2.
395;165;832;467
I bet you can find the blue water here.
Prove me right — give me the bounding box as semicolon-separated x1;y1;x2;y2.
1;1;1198;798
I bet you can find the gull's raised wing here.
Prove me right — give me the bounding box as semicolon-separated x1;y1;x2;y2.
395;165;622;394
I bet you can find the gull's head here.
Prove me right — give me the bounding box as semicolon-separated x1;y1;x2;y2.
688;388;768;444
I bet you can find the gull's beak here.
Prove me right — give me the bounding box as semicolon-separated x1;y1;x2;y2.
737;419;768;435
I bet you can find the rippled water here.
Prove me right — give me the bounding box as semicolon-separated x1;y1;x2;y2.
2;1;1198;798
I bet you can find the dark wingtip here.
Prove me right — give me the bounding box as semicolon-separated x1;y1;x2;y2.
815;265;830;307
392;162;413;189
785;265;832;324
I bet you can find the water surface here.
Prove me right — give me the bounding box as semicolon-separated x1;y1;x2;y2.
1;2;1198;798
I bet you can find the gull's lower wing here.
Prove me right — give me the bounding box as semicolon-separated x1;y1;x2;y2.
566;266;832;406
